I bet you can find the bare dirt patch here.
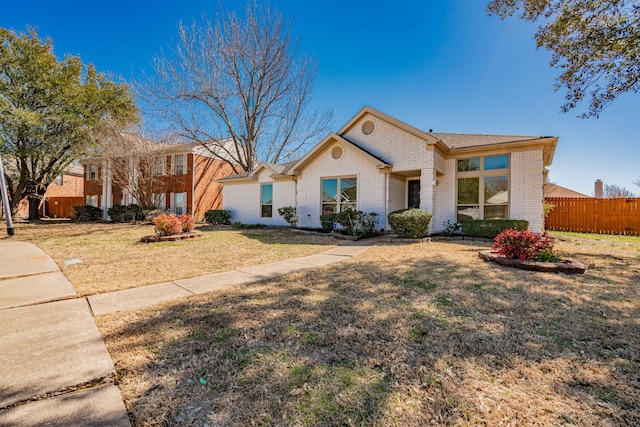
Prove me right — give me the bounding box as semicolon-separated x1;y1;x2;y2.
13;221;339;296
96;233;640;426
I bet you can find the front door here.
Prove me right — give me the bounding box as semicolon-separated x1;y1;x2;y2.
408;180;420;209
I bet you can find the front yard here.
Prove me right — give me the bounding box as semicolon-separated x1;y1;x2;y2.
14;221;340;296
93;232;640;426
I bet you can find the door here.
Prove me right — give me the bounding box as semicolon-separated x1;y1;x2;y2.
408;180;420;209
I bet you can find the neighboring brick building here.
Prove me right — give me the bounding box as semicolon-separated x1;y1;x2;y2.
16;163;84;219
83;142;236;221
218;106;559;233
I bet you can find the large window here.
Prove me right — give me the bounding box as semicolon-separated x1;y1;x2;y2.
261;183;273;218
322;177;357;214
172;154;186;175
457;155;509;221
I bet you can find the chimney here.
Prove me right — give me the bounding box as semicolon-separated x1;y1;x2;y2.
594;179;603;198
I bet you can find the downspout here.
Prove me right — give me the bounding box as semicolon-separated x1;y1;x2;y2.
384;171;389;230
191;153;195;216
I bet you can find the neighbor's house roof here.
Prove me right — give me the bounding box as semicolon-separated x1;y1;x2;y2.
544;183;591;198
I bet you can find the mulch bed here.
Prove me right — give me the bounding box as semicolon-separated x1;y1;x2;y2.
478;250;587;274
140;232;203;243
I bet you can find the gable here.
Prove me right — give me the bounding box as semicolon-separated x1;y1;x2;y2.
287;133;390;176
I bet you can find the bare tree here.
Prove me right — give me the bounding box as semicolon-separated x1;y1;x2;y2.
603;183;636;198
137;2;332;172
95;131;171;209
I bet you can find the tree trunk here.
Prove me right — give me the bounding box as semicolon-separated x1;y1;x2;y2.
27;196;41;220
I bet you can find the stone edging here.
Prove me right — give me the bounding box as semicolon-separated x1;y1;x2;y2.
140;232;203;243
478;250;587;274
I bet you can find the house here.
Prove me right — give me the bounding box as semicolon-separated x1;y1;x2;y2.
544;182;590;198
218;106;558;233
83;140;236;220
16;163;84;219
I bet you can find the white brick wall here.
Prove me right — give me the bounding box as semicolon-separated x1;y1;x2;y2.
433;156;457;232
222;169;294;226
510;149;545;232
296;141;386;229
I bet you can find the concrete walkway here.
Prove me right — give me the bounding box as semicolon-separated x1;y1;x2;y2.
0;236;382;426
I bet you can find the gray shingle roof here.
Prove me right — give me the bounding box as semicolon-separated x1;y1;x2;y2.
430;133;543;150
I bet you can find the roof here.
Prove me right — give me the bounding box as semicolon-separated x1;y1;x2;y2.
218;106;559;181
544;183;591;198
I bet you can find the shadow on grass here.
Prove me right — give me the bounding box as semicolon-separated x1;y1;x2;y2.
99;244;640;426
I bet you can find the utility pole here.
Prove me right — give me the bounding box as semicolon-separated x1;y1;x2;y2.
0;154;15;236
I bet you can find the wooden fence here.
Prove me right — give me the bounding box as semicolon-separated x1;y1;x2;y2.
43;197;84;218
545;197;640;235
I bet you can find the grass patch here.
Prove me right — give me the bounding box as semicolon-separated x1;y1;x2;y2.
13;221;339;296
93;236;640;425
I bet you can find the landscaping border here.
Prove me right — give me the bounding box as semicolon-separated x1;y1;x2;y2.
478;250;587;274
140;232;203;243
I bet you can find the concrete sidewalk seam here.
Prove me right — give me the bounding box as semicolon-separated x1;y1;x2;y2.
0;375;114;411
169;281;198;296
0;269;61;283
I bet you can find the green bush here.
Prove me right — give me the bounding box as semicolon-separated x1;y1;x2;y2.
388;209;432;238
277;206;298;227
73;205;103;222
334;207;379;238
319;213;337;233
107;204;145;222
231;222;267;229
461;219;529;239
204;209;232;225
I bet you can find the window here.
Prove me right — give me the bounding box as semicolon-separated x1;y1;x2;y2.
122;192;134;206
86;195;98;207
261;183;273;218
171;192;187;215
86;164;97;181
172;154;186;175
153;193;166;209
154;156;166;176
321;177;357;214
457;155;509;222
54;174;63;186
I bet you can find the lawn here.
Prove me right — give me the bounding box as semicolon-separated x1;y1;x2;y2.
13;221;340;296
95;232;640;426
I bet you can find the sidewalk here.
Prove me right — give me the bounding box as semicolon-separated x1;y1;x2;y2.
0;236;382;426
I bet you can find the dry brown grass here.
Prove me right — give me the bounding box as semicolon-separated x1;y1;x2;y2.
97;232;640;426
13;221;339;296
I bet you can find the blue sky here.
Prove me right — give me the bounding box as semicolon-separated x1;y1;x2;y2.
2;0;639;195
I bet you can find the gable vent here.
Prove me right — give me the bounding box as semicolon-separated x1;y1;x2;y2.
361;120;375;135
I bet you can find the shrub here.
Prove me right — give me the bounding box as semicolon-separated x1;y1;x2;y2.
388;209;432;238
277;206;298;227
334;208;379;238
204;209;231;225
73;205;103;222
231;222;267;229
461;219;529;239
493;229;556;260
107;204;145;222
178;214;196;232
152;214;183;236
442;220;461;236
319;213;337;233
537;247;561;262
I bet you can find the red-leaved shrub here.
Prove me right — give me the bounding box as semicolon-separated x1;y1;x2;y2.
178;214;196;232
493;229;555;260
153;214;183;236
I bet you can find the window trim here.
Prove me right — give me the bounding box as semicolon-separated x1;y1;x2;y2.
171;192;187;215
172;154;186;175
321;176;358;214
86;194;99;207
261;183;273;218
456;155;510;221
154;156;166;176
86;164;98;181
